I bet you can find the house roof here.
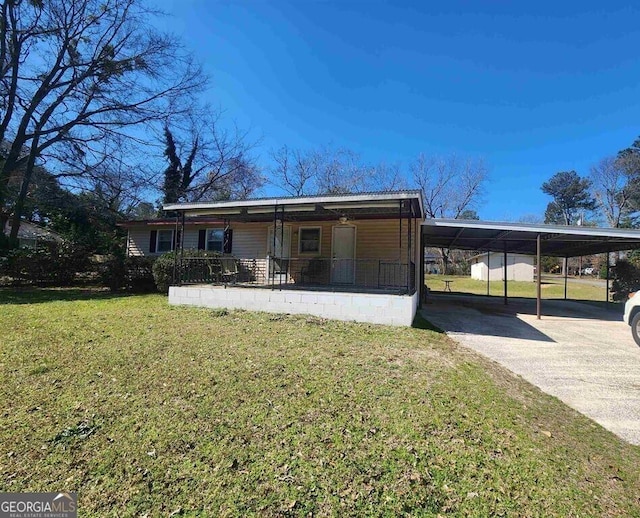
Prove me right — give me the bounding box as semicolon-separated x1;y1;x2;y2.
4;221;63;242
423;219;640;258
162;190;424;223
469;251;535;261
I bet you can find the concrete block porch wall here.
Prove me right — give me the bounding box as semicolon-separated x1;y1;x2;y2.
169;286;419;326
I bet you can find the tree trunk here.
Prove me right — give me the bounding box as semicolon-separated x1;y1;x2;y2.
441;248;450;275
9;136;39;242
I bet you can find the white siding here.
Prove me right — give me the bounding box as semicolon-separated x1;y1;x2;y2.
126;218;421;275
127;228;151;256
232;223;269;258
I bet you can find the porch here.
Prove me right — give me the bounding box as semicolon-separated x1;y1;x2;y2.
163;191;424;326
176;256;416;295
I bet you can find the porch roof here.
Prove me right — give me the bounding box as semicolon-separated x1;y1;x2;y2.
163;190;424;222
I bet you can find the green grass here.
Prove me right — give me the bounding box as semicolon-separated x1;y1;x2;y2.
426;274;611;303
1;289;639;516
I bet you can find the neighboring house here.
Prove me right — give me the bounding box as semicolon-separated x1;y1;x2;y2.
137;191;424;326
470;252;534;282
3;221;63;249
424;251;441;274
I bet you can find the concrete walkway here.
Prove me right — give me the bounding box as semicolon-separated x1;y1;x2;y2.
421;294;640;445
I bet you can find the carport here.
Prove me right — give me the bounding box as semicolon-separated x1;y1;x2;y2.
420;219;640;319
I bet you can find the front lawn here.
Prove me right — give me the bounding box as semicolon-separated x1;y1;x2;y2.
1;289;638;516
426;274;610;303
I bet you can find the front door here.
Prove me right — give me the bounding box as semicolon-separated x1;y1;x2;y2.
331;226;356;284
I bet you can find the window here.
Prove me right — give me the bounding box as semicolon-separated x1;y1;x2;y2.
207;229;224;252
156;229;174;253
299;227;321;254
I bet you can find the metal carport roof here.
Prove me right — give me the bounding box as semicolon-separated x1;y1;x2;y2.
420;219;640;320
422;219;640;257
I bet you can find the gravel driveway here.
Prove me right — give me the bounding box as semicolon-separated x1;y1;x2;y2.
421;294;640;445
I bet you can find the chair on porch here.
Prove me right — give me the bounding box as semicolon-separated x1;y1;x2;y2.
220;257;239;284
300;258;326;285
206;258;222;283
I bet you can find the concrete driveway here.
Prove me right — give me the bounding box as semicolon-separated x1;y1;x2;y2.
421;294;640;445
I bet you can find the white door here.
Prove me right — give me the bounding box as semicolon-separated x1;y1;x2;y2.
331;226;356;284
267;226;291;275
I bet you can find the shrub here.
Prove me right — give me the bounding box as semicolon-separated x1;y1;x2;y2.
126;256;156;292
0;241;91;286
152;249;221;293
99;255;156;292
152;252;177;294
610;259;640;302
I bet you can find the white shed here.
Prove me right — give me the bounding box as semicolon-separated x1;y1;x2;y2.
470;252;534;282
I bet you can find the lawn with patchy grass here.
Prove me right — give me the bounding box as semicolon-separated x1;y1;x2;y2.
1;289;639;516
427;274;611;303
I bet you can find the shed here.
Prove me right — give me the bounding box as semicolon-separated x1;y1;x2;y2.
470;252;534;282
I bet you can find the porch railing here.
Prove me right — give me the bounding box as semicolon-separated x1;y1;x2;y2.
176;256;416;294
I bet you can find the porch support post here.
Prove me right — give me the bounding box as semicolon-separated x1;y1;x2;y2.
419;229;425;308
272;204;277;289
398;199;402;249
537;233;542;320
179;211;186;286
564;255;568;300
503;244;508;305
406;201;411;292
486;249;490;296
280;204;285;290
606;250;610;304
173;212;179;285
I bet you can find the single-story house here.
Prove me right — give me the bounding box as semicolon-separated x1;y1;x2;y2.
3;221;63;249
470;252;534;282
123;191;424;326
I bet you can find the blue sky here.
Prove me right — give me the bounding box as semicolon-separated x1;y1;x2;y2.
154;0;640;220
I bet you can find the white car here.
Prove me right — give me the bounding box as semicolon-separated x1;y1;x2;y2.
624;291;640;346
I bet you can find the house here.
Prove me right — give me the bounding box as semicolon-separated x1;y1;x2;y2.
470;252;534;282
424;251;441;274
3;221;63;249
136;191;424;326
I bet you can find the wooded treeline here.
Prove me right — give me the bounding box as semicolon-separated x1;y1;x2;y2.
1;0;638;260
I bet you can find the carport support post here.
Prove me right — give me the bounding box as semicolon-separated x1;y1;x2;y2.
564;256;568;300
418;230;425;308
606;251;610;304
537;233;542;320
503;246;508;305
486;250;490;296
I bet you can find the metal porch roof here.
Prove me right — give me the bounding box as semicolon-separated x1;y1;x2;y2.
163;191;424;222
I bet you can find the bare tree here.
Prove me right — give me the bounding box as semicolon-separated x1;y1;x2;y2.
369;162;407;191
411;154;488;219
0;0;204;240
590;156;635;228
411;153;488;273
269;145;406;196
269;146;317;197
